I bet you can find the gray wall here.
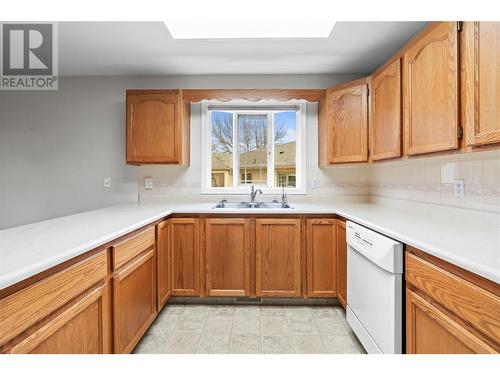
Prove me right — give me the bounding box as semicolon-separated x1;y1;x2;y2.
0;74;360;229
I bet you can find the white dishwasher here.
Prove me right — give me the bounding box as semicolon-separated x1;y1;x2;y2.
345;221;403;354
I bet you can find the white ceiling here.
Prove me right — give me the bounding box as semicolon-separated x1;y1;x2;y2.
59;21;427;76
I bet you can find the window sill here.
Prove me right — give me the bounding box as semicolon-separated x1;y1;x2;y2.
200;188;307;195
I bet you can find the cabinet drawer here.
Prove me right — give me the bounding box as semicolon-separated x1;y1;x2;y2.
112;226;155;270
0;250;107;347
406;253;500;345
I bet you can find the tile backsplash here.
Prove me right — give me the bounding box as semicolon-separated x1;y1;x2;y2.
138;149;500;213
369;149;500;213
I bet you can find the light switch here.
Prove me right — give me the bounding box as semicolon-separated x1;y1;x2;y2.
144;177;153;190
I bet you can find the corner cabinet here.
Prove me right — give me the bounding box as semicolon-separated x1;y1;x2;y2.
463;22;500;147
205;218;251;297
306;219;337;297
369;58;402;160
126;90;189;165
403;22;460;155
324;80;369;164
255;219;302;297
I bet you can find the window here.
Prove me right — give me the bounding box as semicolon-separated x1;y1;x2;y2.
202;100;306;194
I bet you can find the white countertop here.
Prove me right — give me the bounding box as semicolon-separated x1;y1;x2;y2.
1;200;499;290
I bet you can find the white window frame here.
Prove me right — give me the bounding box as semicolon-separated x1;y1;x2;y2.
201;99;307;195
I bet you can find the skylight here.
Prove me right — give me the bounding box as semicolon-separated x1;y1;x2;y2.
163;1;336;39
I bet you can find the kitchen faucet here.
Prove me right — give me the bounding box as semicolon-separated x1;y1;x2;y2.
250;185;262;203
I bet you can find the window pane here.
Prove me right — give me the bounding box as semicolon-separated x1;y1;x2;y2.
274;112;296;188
238;114;268;186
211;111;233;187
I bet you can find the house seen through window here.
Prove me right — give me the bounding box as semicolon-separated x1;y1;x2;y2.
205;102;304;193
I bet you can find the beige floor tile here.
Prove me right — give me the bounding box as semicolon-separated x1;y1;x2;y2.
261;316;290;336
310;306;340;317
205;315;233;334
292;335;326;354
175;314;207;333
234;305;260;316
262;336;294;354
165;332;201;354
285;306;312;316
148;313;180;334
163;304;185;314
233;315;260;334
133;333;170;354
209;305;236;316
261;306;286;316
197;334;230;354
314;316;349;335
184;305;211;315
322;334;363;354
288;316;319;335
230;334;262;354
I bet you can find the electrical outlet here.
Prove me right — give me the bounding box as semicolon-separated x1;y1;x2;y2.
144;177;153;190
311;179;318;189
454;179;464;198
103;177;111;188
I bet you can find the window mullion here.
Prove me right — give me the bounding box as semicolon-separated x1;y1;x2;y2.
267;112;274;188
232;112;239;188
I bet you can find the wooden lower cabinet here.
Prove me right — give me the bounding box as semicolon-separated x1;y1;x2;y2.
406;289;496;354
113;250;156;353
405;251;500;354
7;284;111;354
255;219;301;297
306;219;337;297
336;220;347;308
205;218;251;297
156;220;171;309
170;218;200;296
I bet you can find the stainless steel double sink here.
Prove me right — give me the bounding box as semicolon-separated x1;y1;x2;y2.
212;201;293;209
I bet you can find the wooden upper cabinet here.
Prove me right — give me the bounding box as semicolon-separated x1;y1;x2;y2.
205;218;251;297
126;90;189;165
370;58;402;160
170;218;200;296
464;22;500;147
325;79;369;163
156;220;171;309
403;22;460;155
306;219;337;297
336;219;347;308
255;219;302;297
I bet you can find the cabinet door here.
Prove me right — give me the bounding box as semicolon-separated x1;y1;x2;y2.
7;284;111;354
255;219;301;297
306;219;337;297
328;81;368;163
157;220;171;309
113;250;156;354
170;218;200;296
465;22;500;147
370;59;402;160
126;90;182;164
406;289;496;354
205;218;251;297
403;22;459;155
336;220;347;308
